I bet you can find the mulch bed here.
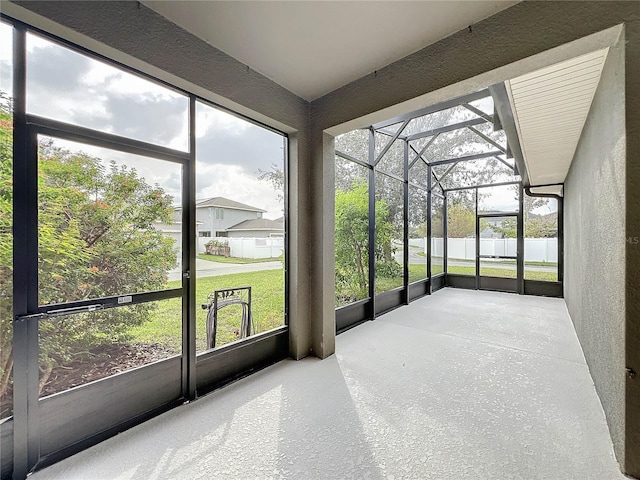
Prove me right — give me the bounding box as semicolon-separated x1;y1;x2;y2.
0;342;176;420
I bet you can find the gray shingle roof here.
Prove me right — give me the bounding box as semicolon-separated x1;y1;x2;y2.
227;218;284;231
195;197;266;213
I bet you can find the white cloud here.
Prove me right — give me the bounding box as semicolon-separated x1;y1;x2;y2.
196;162;283;219
0;23;13;97
25;31;51;52
0;22;11;62
84;60;183;100
196;101;249;138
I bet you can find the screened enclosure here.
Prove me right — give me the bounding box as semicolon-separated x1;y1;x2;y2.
335;89;562;330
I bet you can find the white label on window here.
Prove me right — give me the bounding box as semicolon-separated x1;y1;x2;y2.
118;295;132;304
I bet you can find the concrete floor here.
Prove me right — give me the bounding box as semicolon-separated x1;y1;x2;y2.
30;288;625;479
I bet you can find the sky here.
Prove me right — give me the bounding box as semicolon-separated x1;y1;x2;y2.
0;23;285;220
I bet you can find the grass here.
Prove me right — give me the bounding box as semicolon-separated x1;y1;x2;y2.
414;253;556;266
425;255;557;268
447;265;557;282
197;254;282;264
464;259;558;267
374;263;442;293
129;268;285;353
338;259;555;301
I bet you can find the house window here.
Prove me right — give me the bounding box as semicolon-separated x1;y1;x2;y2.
215;231;228;237
199;231;211;237
257;212;262;219
215;208;224;219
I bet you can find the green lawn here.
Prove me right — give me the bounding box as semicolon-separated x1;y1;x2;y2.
337;259;556;302
461;259;558;267
197;254;282;264
129;268;285;352
448;265;557;281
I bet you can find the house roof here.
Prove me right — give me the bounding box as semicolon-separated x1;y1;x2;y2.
531;211;558;222
195;197;266;213
227;218;284;231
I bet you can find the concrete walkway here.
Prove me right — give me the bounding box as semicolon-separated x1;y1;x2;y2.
30;289;624;479
168;259;282;281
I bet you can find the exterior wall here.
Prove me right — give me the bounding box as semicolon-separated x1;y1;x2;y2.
308;132;335;359
195;207;260;235
625;14;640;478
564;32;627;468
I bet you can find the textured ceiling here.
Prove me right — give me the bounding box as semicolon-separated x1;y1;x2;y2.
143;1;517;101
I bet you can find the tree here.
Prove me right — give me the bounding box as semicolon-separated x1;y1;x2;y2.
524;195;557;238
489;217;518;238
526;213;557;238
0;97;13;400
257;163;284;203
334;181;398;305
446;203;476;237
484;190;557;238
335;182;369;302
0;98;178;398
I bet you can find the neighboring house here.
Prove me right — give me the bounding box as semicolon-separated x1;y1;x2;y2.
154;209;202;247
194;197;266;238
480;212;512;239
157;197;279;239
226;218;284;238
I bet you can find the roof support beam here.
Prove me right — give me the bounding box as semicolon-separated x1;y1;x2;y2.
462;103;494;123
373;119;410;166
372;89;491;130
429;150;504;167
408;134;439;168
493;155;515;171
467;126;506;153
489;83;528;185
433;163;457;189
335;149;371;169
406;117;486;142
376;127;401;138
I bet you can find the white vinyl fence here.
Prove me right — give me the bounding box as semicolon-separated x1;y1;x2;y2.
198;236;284;259
429;237;557;263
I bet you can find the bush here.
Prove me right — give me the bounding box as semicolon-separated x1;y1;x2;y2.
0;102;178;395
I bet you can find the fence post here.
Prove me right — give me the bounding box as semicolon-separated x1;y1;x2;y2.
545;237;549;263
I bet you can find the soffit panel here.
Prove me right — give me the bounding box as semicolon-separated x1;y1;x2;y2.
506;49;609;187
